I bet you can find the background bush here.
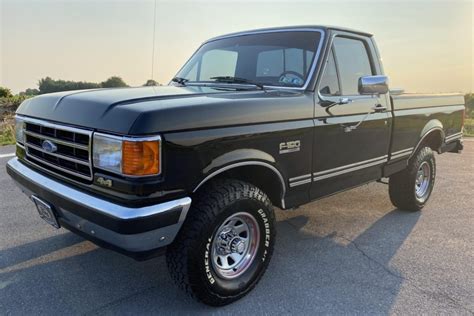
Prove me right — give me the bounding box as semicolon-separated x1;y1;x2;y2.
465;93;473;118
36;76;130;94
0;87;14;98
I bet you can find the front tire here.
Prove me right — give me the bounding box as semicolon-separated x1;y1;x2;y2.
389;146;436;211
166;179;276;306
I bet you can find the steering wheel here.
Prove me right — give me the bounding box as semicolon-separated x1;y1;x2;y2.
278;71;305;85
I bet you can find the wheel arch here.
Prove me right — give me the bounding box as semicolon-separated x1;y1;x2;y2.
410;120;445;159
193;151;287;209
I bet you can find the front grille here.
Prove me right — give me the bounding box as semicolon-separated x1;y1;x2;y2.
23;118;93;181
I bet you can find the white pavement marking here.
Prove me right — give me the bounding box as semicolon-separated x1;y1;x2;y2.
0;153;15;159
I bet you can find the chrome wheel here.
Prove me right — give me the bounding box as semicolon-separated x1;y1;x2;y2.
211;212;260;279
415;161;431;199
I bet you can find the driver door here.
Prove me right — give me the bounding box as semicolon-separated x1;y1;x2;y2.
310;33;391;200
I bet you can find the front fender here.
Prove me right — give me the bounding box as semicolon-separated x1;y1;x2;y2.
202;149;276;174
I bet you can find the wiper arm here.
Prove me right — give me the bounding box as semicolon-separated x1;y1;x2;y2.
171;77;189;85
210;76;265;90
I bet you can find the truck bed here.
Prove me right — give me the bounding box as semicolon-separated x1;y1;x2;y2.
389;92;464;165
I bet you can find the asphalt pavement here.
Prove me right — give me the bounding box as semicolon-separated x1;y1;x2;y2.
0;142;473;315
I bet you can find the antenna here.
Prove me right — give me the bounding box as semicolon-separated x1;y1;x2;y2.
151;0;157;80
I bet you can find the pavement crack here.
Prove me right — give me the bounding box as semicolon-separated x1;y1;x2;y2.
337;234;473;315
337;234;404;280
82;286;157;315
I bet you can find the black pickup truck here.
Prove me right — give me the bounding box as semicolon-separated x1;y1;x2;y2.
7;26;465;306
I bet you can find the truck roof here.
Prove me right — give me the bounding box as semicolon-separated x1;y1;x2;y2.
206;25;373;43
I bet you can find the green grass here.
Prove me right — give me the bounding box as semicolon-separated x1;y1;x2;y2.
464;118;474;137
0;124;15;146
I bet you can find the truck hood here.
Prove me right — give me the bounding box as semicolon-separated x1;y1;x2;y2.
17;86;312;135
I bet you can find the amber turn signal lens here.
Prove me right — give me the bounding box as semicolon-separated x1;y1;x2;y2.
122;140;160;176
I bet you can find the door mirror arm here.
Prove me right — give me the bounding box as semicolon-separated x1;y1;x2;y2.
320;97;353;116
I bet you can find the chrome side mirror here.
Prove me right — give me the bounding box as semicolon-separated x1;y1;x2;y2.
358;75;389;95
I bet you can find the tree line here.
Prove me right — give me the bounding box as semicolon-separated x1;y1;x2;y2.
0;76;160;97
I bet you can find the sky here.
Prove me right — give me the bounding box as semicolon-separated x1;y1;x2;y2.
1;0;473;94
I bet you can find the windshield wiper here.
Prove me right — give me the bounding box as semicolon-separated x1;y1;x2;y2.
210;76;265;90
171;77;189;85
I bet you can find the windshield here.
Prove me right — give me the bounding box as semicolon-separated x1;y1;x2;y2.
175;31;322;88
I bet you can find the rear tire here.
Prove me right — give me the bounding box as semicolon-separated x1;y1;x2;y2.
389;146;436;211
166;179;276;306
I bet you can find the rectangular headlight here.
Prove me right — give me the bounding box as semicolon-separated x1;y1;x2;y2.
93;133;161;176
93;134;122;174
15;116;25;144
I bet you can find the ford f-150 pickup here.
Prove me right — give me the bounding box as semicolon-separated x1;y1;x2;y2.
7;26;465;306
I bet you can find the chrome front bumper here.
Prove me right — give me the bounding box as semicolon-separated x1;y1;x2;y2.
6;157;191;254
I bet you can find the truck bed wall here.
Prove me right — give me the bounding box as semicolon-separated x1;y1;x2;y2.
389;93;464;162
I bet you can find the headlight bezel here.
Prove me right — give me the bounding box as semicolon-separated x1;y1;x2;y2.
92;132;162;177
15;116;25;145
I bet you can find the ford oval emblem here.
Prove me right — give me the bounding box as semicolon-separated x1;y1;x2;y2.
42;140;58;153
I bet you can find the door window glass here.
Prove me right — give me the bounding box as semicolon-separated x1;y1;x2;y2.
333;37;373;95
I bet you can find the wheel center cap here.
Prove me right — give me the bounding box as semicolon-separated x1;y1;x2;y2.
231;238;245;254
418;175;423;183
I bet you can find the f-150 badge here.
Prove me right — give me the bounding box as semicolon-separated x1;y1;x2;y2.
279;140;301;154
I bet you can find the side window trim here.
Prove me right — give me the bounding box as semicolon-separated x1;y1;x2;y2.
197;59;202;81
318;47;341;97
331;46;343;94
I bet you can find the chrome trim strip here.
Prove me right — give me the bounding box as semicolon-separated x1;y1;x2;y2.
391;147;414;155
279;148;301;154
177;28;325;91
8;157;191;220
313;159;386;181
289;174;312;182
24;130;89;151
289;178;312;187
445;135;463;142
445;132;463;140
93;132;163;143
26;155;92;180
313;155;388;177
26;143;89;166
193;161;286;209
391;152;412;160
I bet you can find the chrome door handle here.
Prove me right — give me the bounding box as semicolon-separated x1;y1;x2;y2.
372;104;387;113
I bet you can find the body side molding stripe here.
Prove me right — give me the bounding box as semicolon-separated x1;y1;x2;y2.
313;159;387;181
289;179;312;187
289;174;312;182
391;147;414;155
313;155;388;177
445;132;463;141
391;152;412;160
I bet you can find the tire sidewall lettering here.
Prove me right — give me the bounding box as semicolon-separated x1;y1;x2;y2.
204;238;216;284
